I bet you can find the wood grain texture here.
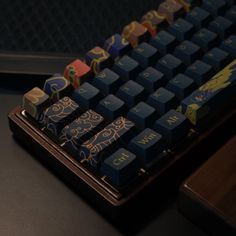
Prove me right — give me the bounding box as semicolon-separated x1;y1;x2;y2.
179;135;236;235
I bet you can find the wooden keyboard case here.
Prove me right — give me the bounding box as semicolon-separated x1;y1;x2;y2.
8;105;236;219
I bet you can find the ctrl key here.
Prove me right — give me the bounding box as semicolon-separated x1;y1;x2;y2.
101;148;139;186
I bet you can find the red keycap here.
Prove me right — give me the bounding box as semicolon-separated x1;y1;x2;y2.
64;59;92;89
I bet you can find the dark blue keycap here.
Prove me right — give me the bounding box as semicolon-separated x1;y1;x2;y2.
96;94;126;121
136;67;165;93
168;18;195;41
192;28;219;52
116;80;145;108
185;7;211;30
202;0;227;17
202;47;231;72
112;55;141;81
185;60;213;86
155;54;184;80
147;87;178;115
131;42;160;68
208;16;234;40
103;34;132;59
79;117;135;168
127;102;156;130
149;30;177;55
43;76;73;103
220;35;236;58
101;148;139;186
92;68;121;96
72;82;101;110
153;110;190;147
44;97;81;136
174;40;202;66
166;74;196;100
225;6;236;25
60;110;104;156
129;128;163;166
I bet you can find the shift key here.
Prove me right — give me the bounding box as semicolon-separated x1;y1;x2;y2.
79;117;135;168
180;59;236;126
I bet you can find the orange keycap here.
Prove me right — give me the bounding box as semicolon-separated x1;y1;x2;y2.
158;0;185;23
122;21;150;47
175;0;193;12
141;10;167;36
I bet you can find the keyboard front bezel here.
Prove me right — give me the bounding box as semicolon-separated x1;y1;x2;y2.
8;103;236;208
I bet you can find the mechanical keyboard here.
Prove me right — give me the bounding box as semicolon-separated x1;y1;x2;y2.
8;0;236;217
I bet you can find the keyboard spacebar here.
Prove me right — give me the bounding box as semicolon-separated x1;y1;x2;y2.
180;59;236;126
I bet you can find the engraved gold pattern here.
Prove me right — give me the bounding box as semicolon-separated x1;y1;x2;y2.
45;97;79;134
79;117;134;166
46;97;78;122
60;110;103;150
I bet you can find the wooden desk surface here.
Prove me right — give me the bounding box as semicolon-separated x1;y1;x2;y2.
180;135;236;235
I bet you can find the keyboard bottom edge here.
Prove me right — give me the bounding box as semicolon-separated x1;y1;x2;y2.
8;105;236;221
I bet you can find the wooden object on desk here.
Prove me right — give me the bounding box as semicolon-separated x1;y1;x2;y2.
179;135;236;236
